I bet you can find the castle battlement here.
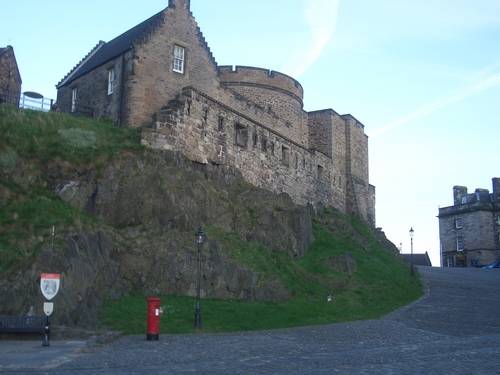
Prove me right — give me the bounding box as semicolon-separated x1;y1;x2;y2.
218;65;303;105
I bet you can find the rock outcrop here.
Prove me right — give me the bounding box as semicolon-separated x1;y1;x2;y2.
0;150;314;329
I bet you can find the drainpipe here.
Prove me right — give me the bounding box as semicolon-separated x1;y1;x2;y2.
118;53;125;127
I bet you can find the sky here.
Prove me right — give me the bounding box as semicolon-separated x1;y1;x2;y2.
2;0;499;267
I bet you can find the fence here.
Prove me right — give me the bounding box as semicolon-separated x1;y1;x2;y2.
19;91;54;111
0;89;54;111
1;89;93;117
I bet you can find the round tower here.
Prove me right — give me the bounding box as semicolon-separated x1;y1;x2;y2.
218;66;304;127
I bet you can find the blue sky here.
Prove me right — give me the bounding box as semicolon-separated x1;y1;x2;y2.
2;0;499;266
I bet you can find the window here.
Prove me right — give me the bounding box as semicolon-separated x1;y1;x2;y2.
261;138;267;152
252;133;258;147
108;69;115;95
456;237;464;251
235;124;247;147
173;45;185;73
317;165;325;181
497;215;500;226
71;88;77;112
218;116;224;131
282;145;290;165
455;219;463;229
461;195;467;204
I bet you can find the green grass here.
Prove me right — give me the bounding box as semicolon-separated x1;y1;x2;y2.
1;105;423;334
101;215;423;334
0;106;145;272
0;105;143;169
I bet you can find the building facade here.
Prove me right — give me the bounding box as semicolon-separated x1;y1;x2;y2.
56;0;375;225
438;178;500;267
0;45;22;107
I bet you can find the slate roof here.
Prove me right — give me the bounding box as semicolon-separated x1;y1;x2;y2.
0;45;14;59
57;10;165;88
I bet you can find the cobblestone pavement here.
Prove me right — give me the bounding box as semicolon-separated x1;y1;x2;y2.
1;266;499;374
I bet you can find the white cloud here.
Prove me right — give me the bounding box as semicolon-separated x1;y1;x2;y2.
280;0;339;78
370;70;500;138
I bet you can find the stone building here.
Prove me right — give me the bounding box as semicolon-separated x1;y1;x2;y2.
438;178;500;267
0;45;22;106
56;0;375;225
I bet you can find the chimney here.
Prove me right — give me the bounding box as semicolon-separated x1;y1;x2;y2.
493;178;500;201
453;185;467;205
493;178;500;194
168;0;190;10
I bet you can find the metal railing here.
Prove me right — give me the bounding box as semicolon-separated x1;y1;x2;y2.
19;92;54;112
1;88;94;117
0;89;55;112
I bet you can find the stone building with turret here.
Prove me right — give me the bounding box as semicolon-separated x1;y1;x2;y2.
56;0;375;225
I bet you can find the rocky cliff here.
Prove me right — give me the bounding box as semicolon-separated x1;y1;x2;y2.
0;149;316;330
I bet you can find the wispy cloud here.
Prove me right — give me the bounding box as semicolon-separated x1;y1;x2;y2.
370;71;500;138
280;0;339;78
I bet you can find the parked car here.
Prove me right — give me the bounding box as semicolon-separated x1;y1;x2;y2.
483;261;500;268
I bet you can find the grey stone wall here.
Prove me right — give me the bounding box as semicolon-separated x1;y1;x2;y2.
0;46;22;106
219;66;304;142
141;86;375;223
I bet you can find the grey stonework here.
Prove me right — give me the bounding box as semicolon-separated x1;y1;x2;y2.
56;0;375;226
0;45;22;106
439;177;500;267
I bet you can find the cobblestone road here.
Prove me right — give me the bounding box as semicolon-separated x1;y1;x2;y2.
1;266;499;374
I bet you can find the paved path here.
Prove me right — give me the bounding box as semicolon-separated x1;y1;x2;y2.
1;266;499;374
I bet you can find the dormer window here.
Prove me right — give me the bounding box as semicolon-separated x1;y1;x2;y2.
173;45;185;73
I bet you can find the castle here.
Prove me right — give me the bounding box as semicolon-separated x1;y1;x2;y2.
56;0;375;225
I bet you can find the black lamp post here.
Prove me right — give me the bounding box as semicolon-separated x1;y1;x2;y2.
409;227;414;276
194;226;206;329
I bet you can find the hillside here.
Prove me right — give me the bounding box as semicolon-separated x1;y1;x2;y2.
0;106;422;332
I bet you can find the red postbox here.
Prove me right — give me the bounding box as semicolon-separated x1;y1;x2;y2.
146;297;161;340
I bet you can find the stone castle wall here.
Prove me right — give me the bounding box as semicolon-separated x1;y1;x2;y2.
141;87;339;210
218;66;305;143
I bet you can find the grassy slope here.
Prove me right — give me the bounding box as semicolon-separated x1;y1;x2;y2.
0;106;423;334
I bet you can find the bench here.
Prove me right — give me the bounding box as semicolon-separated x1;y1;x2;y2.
0;315;49;339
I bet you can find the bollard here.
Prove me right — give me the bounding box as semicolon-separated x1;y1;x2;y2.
146;298;161;340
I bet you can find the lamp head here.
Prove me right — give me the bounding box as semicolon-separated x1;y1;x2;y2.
409;227;414;238
196;226;206;245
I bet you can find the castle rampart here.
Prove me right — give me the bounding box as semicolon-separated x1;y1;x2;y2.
142;86;341;211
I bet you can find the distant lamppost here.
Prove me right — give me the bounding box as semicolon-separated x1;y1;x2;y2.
194;226;206;329
409;227;414;276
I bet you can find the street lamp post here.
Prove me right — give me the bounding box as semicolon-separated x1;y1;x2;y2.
409;227;414;276
194;226;206;329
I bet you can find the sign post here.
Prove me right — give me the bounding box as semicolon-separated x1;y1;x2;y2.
40;273;60;346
